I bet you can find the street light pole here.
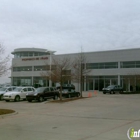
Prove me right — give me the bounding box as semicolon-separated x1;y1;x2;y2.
49;51;52;87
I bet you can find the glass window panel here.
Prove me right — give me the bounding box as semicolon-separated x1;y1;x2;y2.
13;67;32;71
136;61;140;64
34;66;47;71
29;52;33;56
34;52;39;56
136;65;140;68
23;88;27;92
87;62;118;69
98;63;105;69
28;88;32;91
121;61;136;68
86;63;98;69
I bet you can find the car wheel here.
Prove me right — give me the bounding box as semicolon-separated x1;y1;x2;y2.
0;94;3;100
77;93;80;97
5;100;9;102
14;95;20;102
68;94;71;98
119;90;123;94
28;100;32;102
103;92;106;94
53;95;58;100
38;96;44;102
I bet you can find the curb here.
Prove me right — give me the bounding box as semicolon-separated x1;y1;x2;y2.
0;111;18;119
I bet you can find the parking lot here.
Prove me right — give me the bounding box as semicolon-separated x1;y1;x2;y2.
0;91;140;140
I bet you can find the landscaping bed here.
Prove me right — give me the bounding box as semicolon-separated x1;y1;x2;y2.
0;109;15;115
121;91;140;94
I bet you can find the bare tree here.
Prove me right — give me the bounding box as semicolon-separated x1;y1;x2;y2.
41;57;72;100
0;44;10;77
72;52;91;97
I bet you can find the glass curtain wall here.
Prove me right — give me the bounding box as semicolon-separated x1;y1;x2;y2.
121;75;140;92
33;77;49;88
13;77;32;86
86;76;118;91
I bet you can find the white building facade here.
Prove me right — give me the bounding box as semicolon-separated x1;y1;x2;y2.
11;48;140;91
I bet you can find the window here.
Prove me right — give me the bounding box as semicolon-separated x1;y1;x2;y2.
23;88;27;92
8;88;12;91
120;61;140;68
34;52;39;56
14;53;21;58
34;66;47;71
29;52;33;56
45;88;49;92
62;70;71;75
50;87;54;91
86;62;118;69
98;63;105;69
13;66;32;71
28;88;32;91
51;65;56;70
22;52;28;57
13;77;32;86
39;52;45;56
32;88;35;91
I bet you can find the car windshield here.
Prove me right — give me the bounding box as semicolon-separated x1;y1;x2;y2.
62;89;69;92
13;87;23;92
107;85;115;88
62;89;69;93
0;88;6;91
36;87;46;92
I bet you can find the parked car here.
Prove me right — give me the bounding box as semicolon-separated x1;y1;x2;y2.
26;87;59;102
56;84;75;90
102;85;123;94
3;87;35;102
61;89;80;98
0;87;16;100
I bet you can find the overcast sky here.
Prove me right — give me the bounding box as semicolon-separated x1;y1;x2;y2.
0;0;140;83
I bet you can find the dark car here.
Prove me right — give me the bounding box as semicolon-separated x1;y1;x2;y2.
56;84;75;90
26;87;59;102
61;89;80;98
102;85;123;94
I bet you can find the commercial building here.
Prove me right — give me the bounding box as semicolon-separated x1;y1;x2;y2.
11;47;140;91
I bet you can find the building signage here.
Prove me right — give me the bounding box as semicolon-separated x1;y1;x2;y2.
22;57;48;61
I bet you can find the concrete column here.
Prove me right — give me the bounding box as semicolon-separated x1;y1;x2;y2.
118;61;121;86
11;77;13;86
104;79;105;88
118;61;120;69
118;75;120;85
32;66;34;86
84;76;86;91
128;79;130;92
110;79;111;85
49;80;52;87
32;76;33;86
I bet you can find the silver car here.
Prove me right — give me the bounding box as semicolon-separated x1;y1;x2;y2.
3;87;35;102
0;87;15;100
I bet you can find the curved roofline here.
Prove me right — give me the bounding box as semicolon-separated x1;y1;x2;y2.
11;48;56;54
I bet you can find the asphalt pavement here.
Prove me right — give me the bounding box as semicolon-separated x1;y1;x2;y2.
0;91;140;140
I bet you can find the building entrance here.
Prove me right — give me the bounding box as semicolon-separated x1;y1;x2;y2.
86;76;118;91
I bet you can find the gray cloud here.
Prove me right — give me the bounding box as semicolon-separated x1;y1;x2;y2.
0;0;140;83
1;0;140;52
